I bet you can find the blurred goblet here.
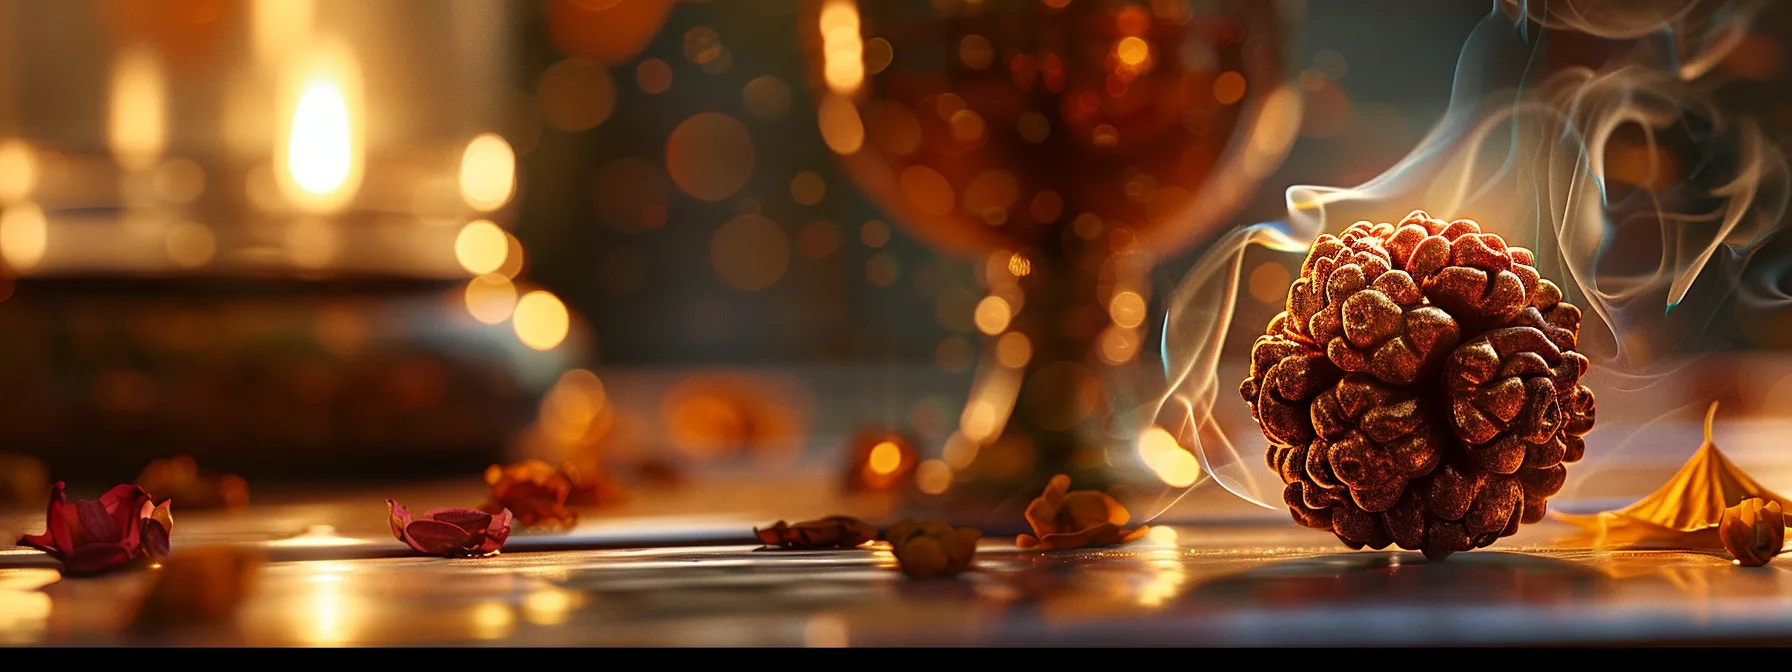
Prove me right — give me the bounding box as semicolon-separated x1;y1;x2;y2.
800;0;1300;506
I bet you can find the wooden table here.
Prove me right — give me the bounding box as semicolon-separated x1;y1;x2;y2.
6;474;1792;647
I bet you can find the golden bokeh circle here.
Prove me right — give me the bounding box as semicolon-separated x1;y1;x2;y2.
667;112;756;201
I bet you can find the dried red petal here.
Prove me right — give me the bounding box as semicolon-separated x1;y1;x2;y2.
754;516;878;549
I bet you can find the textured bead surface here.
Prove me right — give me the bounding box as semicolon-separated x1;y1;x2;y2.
1241;210;1596;561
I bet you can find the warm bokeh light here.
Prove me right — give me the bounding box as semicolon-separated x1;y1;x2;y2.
790;171;826;205
859;220;889;248
916;459;952;495
818;94;864;155
974;295;1012;335
868;441;904;475
1116;36;1150;67
165;221;217;268
667;113;756;201
1136;426;1200;488
546;0;675;65
941;432;978;469
899;165;954;216
1248;260;1292;304
996;331;1032;368
819;0;863;94
154;158;206;204
0;140;37;203
513;291;570;350
109;47;167;171
1108;291;1147;328
538;58;616;132
495;231;526;279
459;134;517;212
284;218;339;268
959;35;994;70
743;76;793;120
0;203;47;272
636;58;673;94
710;214;790;291
1098;325;1141;364
455;220;510;275
540;369;608;445
1213;70;1247;104
464;273;518;325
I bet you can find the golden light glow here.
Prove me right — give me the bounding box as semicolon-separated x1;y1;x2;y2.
916;459;953;494
864;37;894;75
285;218;339;267
1147;525;1179;546
267;525;370;548
1116;37;1150;67
0;140;37;203
468;602;515;640
1109;291;1147;328
0;589;50;645
0;203;47;272
455;220;510;275
1007;253;1031;277
252;0;315;62
541;369;607;443
1099;325;1141;364
941;431;978;469
818;94;865;155
819;0;864;94
513;291;571;351
460;134;517;212
1213;71;1247;104
974;295;1013;335
278;43;364;212
962;400;1000;442
165;222;217;268
667;113;756;202
1137;426;1201;487
302;562;353;646
522;588;582;626
464;273;518;325
109;47;167;171
496;232;526;279
996;331;1032;368
804;613;850;648
868;441;904;475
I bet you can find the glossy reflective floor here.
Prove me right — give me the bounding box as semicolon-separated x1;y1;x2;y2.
5;478;1792;646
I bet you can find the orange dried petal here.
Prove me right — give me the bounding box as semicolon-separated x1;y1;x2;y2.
1020;474;1144;550
886;518;979;578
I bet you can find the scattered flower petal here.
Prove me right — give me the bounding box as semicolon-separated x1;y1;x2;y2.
1016;474;1148;551
1721;498;1785;567
884;519;980;579
136;455;250;511
16;482;173;576
133;546;264;630
481;460;580;530
388;499;511;557
754;516;878;549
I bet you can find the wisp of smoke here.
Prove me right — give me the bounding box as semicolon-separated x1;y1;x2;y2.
1146;0;1791;512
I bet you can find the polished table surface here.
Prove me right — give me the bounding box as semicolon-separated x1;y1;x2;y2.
5;475;1792;647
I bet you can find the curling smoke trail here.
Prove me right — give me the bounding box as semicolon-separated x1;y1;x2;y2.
1150;0;1790;511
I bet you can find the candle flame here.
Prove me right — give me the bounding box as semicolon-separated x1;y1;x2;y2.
277;42;363;213
288;81;353;196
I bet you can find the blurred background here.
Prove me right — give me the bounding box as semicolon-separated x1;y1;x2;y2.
0;0;1789;516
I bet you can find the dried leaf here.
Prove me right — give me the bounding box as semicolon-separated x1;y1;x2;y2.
885;519;980;579
1554;402;1792;550
1016;474;1149;551
754;516;878;549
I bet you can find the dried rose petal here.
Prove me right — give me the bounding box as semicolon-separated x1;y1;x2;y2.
1016;474;1148;550
754;516;878;549
884;519;980;579
17;482;173;576
1721;498;1785;567
388;499;511;557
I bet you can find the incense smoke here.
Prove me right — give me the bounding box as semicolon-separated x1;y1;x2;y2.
1149;0;1790;510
